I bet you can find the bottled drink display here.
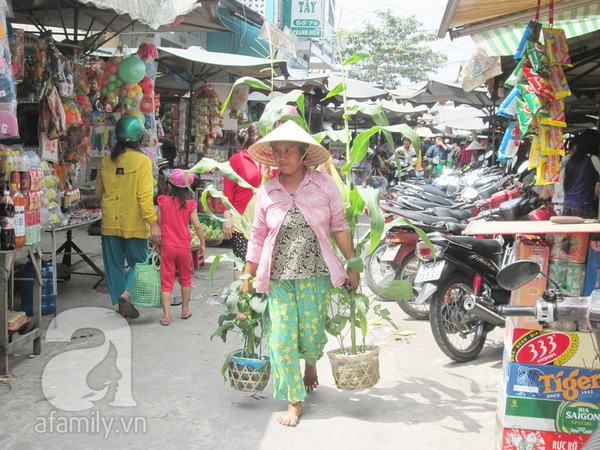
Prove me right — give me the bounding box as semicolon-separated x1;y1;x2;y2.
0;189;15;250
11;183;25;248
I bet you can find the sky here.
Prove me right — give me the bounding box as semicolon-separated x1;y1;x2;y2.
332;0;477;87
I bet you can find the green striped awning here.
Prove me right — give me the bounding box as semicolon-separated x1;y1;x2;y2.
472;3;600;56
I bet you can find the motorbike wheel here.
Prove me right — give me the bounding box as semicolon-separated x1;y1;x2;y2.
429;274;487;362
365;242;399;295
395;253;429;320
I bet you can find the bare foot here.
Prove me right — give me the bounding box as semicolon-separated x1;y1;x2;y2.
304;364;319;393
277;402;302;427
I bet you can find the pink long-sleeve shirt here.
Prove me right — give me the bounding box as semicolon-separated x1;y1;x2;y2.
246;168;350;293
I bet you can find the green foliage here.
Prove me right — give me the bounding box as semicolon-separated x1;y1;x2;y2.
343;11;448;88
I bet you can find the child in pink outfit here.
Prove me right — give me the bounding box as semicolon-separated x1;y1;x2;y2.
157;169;205;326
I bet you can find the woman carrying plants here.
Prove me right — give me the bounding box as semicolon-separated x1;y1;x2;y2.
243;121;360;427
96;116;161;318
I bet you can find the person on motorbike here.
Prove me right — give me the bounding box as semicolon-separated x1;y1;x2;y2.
392;137;416;161
424;134;452;178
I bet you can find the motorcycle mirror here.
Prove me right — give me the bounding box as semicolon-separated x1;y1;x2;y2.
522;171;536;188
485;150;493;159
442;168;454;175
478;155;484;161
497;261;540;290
517;161;529;174
461;187;478;201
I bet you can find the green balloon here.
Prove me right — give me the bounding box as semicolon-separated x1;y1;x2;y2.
100;86;108;95
107;83;116;92
118;57;146;84
115;78;123;87
108;74;117;83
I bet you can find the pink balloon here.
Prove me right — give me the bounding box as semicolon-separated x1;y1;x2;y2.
102;78;109;86
124;83;134;90
108;65;118;74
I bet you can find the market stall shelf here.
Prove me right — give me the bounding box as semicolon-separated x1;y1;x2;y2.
44;215;104;315
0;244;42;375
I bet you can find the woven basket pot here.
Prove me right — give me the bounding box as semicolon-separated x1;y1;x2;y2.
228;352;271;392
327;345;380;390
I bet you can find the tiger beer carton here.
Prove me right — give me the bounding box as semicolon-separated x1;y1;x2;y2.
495;406;592;449
510;236;550;330
504;317;600;370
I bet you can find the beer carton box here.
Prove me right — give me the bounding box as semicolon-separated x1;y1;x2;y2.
510;236;550;330
497;388;600;435
501;360;600;403
585;240;600;296
504;318;600;370
495;409;592;449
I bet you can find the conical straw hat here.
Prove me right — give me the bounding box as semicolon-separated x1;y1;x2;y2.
248;121;330;166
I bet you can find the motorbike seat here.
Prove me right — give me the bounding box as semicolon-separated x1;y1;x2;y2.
446;235;503;256
446;223;467;235
381;205;459;224
431;207;469;222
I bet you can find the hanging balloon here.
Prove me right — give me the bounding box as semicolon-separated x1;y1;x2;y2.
120;88;128;98
126;89;136;99
115;78;123;88
124;98;135;105
108;74;117;83
108;83;116;92
100;86;108;95
140;96;154;114
102;78;109;86
119;57;146;84
133;85;143;95
124;109;145;125
124;83;134;91
108;64;118;74
139;76;154;94
134;94;143;103
106;91;116;100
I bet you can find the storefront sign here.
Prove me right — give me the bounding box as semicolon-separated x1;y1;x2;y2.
291;0;323;38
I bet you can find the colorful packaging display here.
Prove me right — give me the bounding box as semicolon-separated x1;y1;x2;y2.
564;262;586;296
495;416;591;450
543;27;572;66
584;240;600;296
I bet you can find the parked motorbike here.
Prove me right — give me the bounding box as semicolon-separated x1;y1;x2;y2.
412;196;556;362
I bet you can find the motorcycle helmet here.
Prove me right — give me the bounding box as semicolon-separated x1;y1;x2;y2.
115;116;145;143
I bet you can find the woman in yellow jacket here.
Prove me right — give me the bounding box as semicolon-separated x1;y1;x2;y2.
95;116;161;318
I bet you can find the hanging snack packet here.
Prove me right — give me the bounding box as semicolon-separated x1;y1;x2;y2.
498;86;521;118
519;84;546;115
515;20;542;61
543;27;571;66
504;57;526;88
536;153;561;185
523;61;555;100
547;65;571;100
529;135;542;170
498;121;520;161
539;100;566;127
516;98;537;137
539;124;565;156
526;40;548;71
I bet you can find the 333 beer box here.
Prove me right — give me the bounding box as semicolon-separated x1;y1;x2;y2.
504;317;600;370
498;388;600;435
495;409;592;449
510;236;550;330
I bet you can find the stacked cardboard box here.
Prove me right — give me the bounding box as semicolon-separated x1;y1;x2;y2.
496;317;599;449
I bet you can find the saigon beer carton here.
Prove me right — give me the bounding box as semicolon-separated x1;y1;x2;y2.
495;408;592;449
510;236;550;330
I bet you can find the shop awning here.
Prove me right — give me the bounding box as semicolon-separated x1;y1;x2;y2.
11;0;231;45
325;76;388;101
438;0;600;39
390;79;495;109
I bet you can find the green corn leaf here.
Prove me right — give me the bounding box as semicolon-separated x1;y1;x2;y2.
220;77;271;114
312;129;349;145
209;253;225;286
355;293;369;338
188;158;256;191
258;90;307;137
346;187;365;229
384;217;435;259
324;82;345;100
342;50;370;66
357;186;384;255
200;186;252;236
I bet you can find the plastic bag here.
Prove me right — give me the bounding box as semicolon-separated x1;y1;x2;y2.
515;20;542;61
505;57;527;89
539;100;566;127
516;98;537;137
498;122;520;161
523;61;555;100
458;46;502;93
547;65;571;100
498;86;520;118
519;84;546;115
539;124;564;156
526;40;547;71
536;154;561;185
528;135;542;170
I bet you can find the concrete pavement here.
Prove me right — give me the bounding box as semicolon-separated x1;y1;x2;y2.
0;226;504;449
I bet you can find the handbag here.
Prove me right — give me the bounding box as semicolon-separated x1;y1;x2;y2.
130;252;161;308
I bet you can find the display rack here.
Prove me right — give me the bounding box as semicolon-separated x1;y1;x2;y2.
0;244;42;375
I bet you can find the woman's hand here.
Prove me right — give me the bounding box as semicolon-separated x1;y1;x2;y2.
344;269;360;291
242;276;252;293
198;242;206;257
150;222;161;245
223;218;234;239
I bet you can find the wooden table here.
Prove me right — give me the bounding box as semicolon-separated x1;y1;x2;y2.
0;244;42;375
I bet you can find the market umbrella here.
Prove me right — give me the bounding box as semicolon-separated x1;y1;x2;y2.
155;46;285;164
11;0;230;53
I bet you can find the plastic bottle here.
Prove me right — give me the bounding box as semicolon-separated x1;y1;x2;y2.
11;184;25;248
0;190;15;250
21;259;54;316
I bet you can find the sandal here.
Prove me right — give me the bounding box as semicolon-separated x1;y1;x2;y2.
160;316;170;326
181;310;192;319
118;297;140;319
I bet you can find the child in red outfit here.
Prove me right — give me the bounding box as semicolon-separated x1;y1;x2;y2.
157;169;205;326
